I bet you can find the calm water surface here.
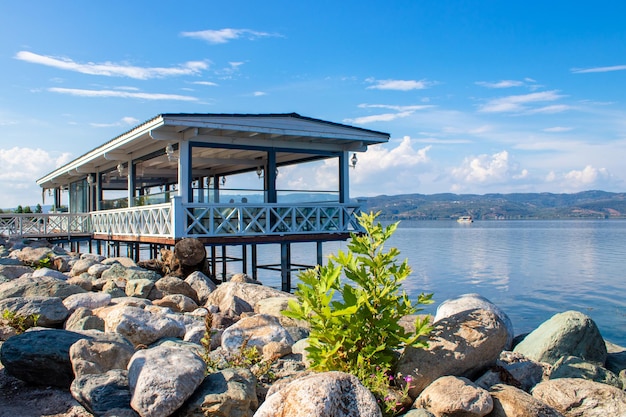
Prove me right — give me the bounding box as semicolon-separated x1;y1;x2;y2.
250;220;626;346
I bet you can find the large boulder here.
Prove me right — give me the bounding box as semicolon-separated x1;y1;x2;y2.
413;376;493;417
221;314;294;352
153;293;199;313
103;305;185;346
475;351;547;392
207;282;292;315
152;276;199;303
254;296;305;328
70;337;135;378
70;369;136;417
176;367;258;417
0;328;91;387
532;378;626;416
396;308;508;398
184;270;217;305
434;293;514;349
0;264;34;283
62;292;111;312
513;310;607;366
488;384;564;417
550;355;622;388
253;371;381;417
0;296;69;327
0;274;86;299
128;345;206;417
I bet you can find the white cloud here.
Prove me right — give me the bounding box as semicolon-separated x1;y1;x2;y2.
478;90;565;113
180;28;281;44
476;80;524;88
193;81;219;86
90;116;140;128
366;78;434;91
0;147;72;208
451;150;527;186
344;111;414;124
543;126;573;133
546;165;613;191
15;51;208;79
571;65;626;74
357;103;435;112
48;88;198;101
253;91;267;97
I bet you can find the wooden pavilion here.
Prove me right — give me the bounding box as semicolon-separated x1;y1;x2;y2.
35;113;390;290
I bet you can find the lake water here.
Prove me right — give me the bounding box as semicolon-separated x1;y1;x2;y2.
248;220;626;347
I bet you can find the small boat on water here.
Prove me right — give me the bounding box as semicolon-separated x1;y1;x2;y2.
457;215;473;223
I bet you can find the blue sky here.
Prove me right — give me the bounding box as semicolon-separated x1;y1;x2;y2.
1;1;626;208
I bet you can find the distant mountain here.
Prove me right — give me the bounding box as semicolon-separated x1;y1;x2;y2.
357;190;626;220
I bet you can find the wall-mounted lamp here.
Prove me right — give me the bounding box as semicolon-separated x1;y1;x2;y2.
221;176;226;186
350;153;358;169
165;143;178;162
86;174;94;186
48;189;53;197
256;166;264;179
117;162;125;177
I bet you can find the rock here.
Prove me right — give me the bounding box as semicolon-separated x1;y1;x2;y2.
435;293;514;349
532;377;626;416
103;305;185;346
207;282;292;315
262;341;292;361
102;279;126;298
396;308;508;398
70;337;135;378
0;264;34;284
13;246;54;265
513;310;607;366
153;276;199;303
153;293;199;313
0;274;86;299
32;267;70;281
254;371;382;417
102;257;137;268
124;278;154;298
221;314;294;352
67;275;94;291
62;292;112;312
475;351;547;392
414;376;492;417
176;367;258;417
87;263;111;278
230;272;261;284
128;345;206;417
254;296;303;328
402;410;435;417
184;271;216;305
65;307;106;332
70;369;135;416
0;328;91;387
101;263;160;283
488;384;564;417
605;341;626;375
550;355;622;388
0;296;69;327
70;258;99;277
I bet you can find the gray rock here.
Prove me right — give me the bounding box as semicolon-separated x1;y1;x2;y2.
70;258;99;277
0;274;86;299
532;377;626;416
70;337;135;378
32;267;69;280
102;257;136;267
87;263;111;278
124;278;154;298
103;305;185;346
605;341;626;375
221;314;294;352
475;350;546;392
64;307;105;332
254;371;381;417
254;296;303;328
153;276;199;303
207;282;292;314
513;310;607;366
0;328;91;387
414;376;492;417
488;384;564;417
62;292;111;312
550;355;622;388
396;308;508;398
128;345;206;417
184;270;216;305
70;369;135;417
176;367;258;417
0;296;69;327
401;410;435;417
102;263;160;283
0;264;34;282
13;246;54;265
153;293;199;313
435;293;514;349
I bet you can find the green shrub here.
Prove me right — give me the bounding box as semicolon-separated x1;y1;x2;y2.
283;212;433;415
2;309;40;334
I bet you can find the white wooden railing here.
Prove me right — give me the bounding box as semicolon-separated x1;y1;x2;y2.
0;213;91;238
1;200;362;240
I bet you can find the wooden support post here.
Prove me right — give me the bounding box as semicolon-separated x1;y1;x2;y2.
242;244;248;274
252;244;258;280
211;246;216;279
317;241;323;266
221;245;227;281
281;242;291;292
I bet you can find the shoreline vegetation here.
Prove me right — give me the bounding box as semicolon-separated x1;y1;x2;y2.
361;190;626;220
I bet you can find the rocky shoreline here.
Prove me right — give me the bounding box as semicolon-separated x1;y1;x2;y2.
0;237;625;417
